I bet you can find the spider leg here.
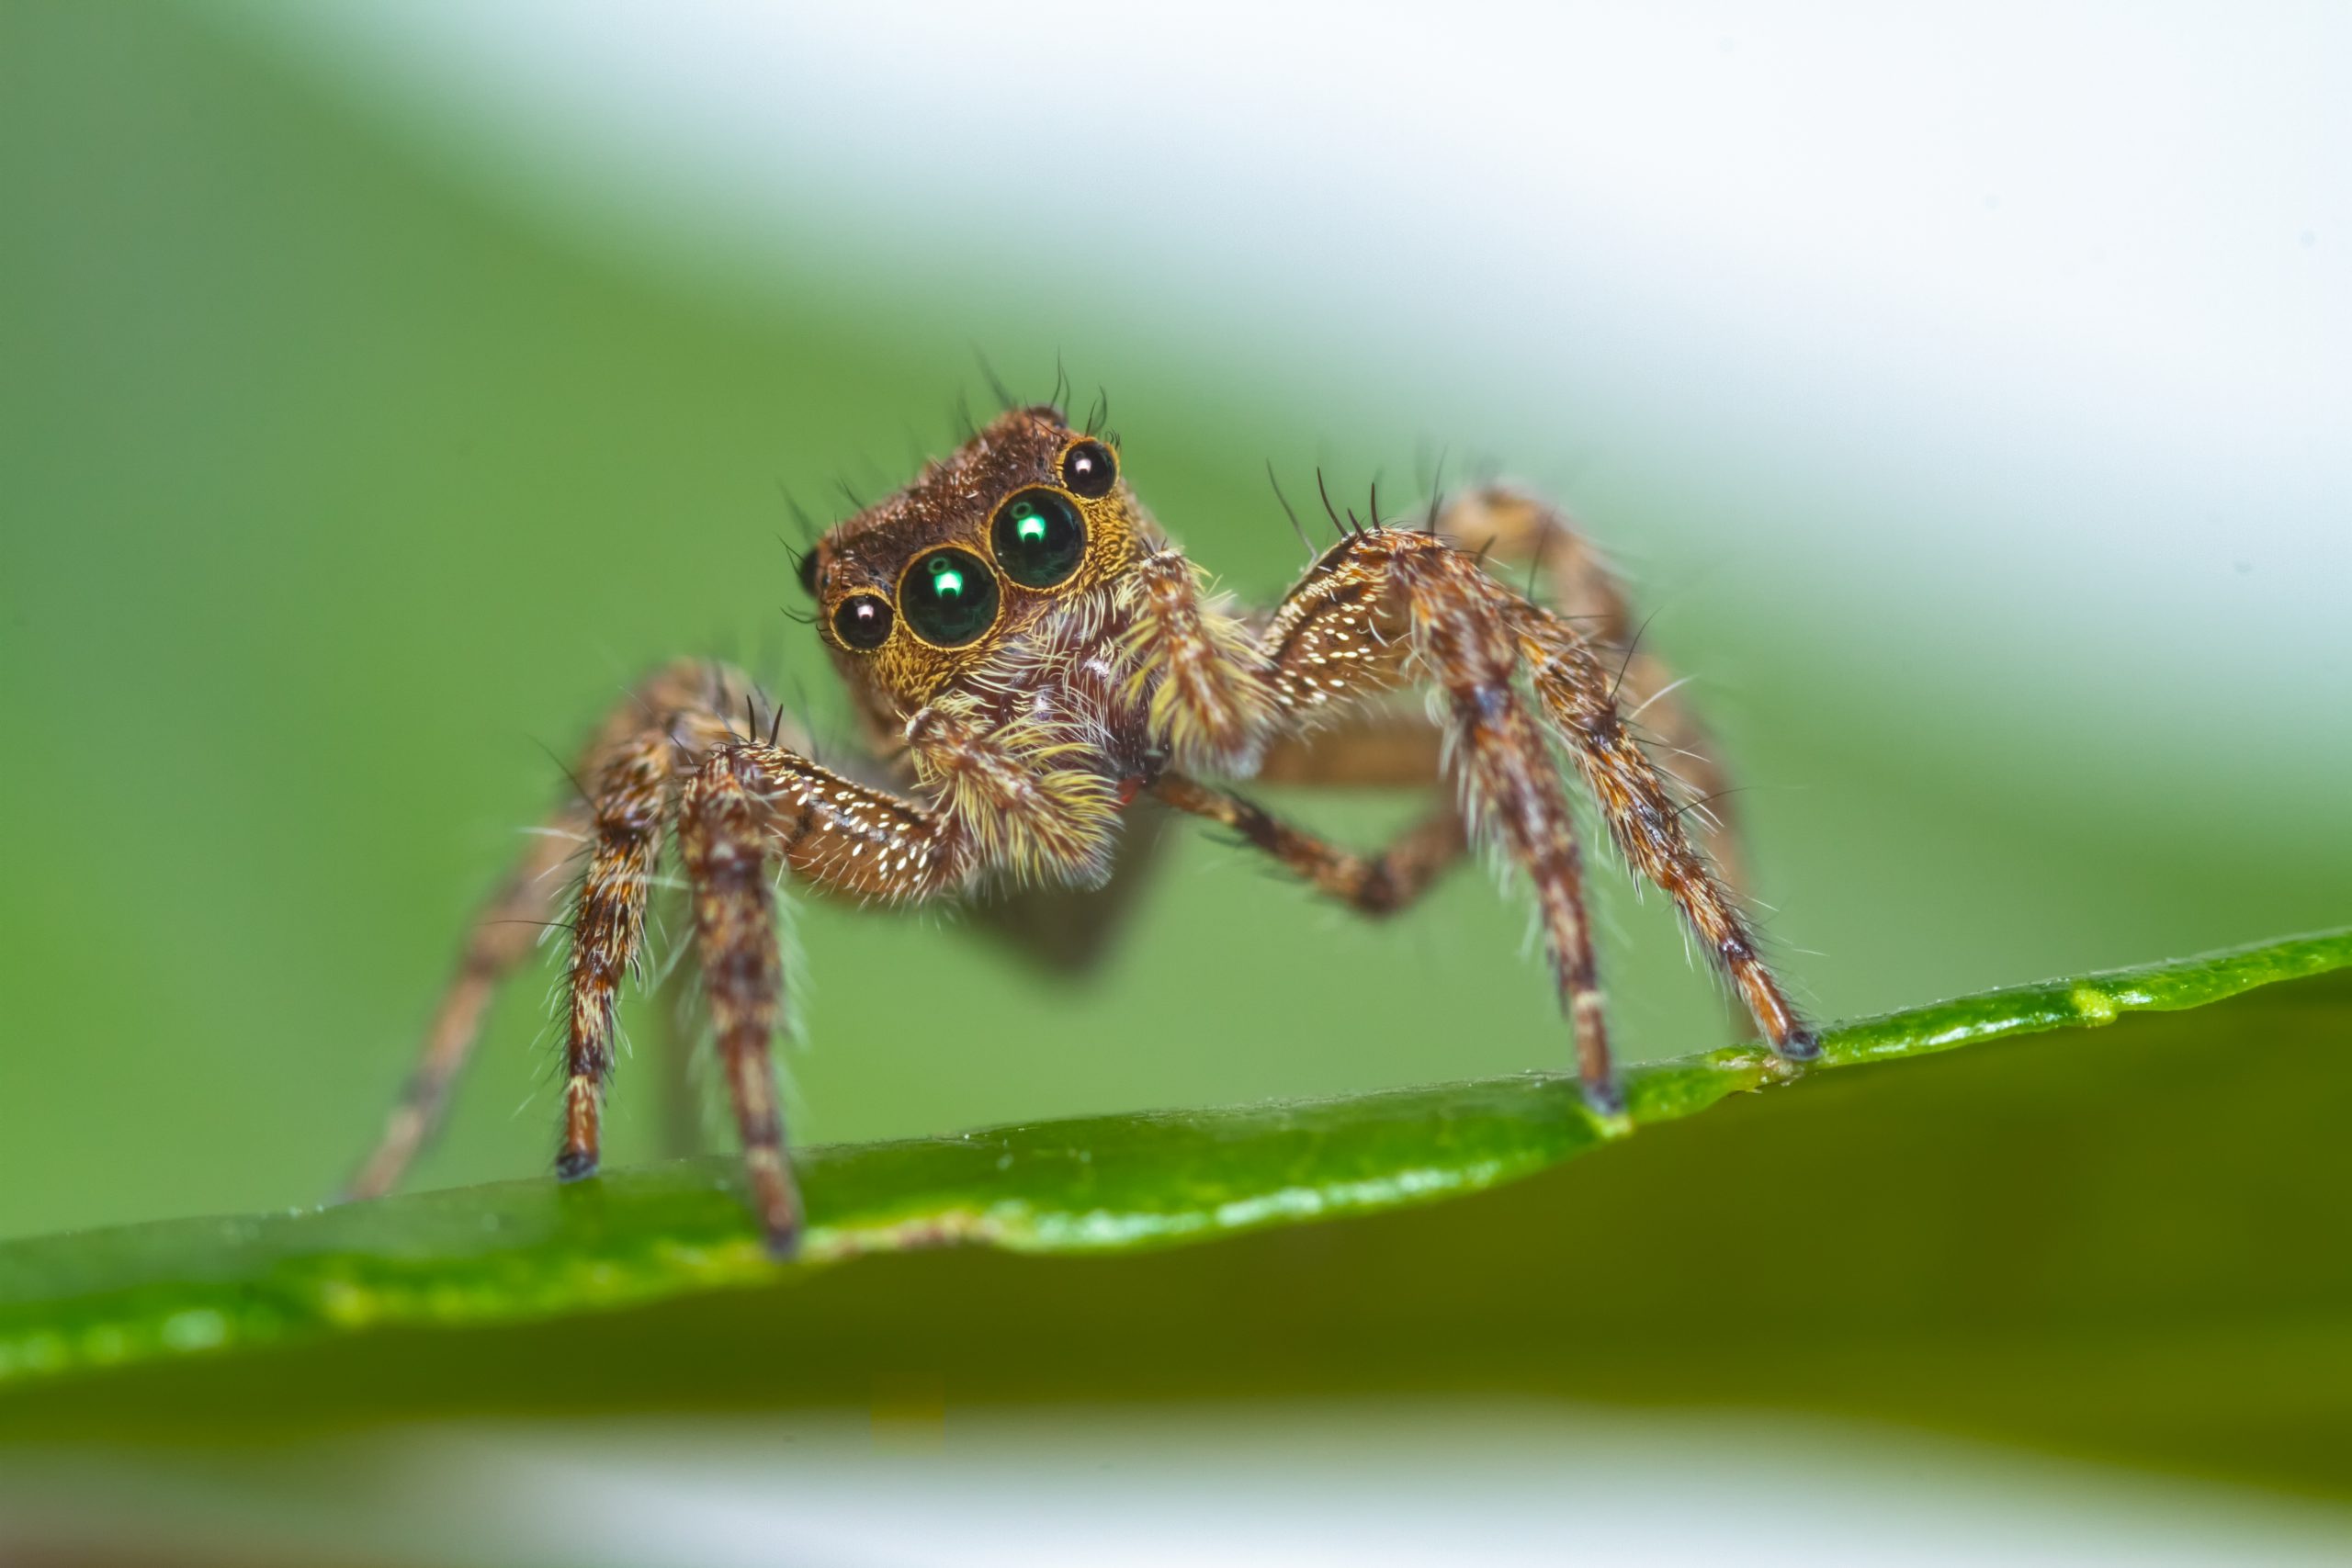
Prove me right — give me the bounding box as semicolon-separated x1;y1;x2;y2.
678;749;797;1256
558;706;974;1201
341;799;589;1201
1259;529;1620;1102
1154;772;1467;917
351;651;983;1253
554;727;677;1182
1118;547;1278;774
1435;486;1752;896
346;660;788;1201
674;732;991;1256
1243;485;1745;900
1514;603;1816;1059
1254;527;1818;1099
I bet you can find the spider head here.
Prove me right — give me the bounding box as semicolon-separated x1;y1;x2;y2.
798;404;1148;710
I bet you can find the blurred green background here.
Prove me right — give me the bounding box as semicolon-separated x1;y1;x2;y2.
3;1;2344;1244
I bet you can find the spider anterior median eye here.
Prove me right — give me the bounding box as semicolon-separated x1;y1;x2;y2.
1060;440;1116;498
990;489;1087;588
832;593;892;650
900;547;1001;646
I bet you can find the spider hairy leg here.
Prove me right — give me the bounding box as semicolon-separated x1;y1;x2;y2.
1118;547;1278;774
345;658;750;1201
1261;528;1621;1105
1436;486;1751;897
1256;525;1818;1096
1516;611;1817;1058
673;735;978;1249
679;749;800;1257
346;657;842;1207
905;698;1121;888
342;801;588;1201
556;728;675;1182
1153;773;1466;918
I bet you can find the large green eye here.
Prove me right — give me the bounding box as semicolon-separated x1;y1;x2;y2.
899;547;1000;646
990;488;1088;589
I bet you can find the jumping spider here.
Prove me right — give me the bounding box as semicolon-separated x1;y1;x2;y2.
346;403;1816;1256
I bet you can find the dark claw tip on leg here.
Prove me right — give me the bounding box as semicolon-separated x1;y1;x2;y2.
761;1224;803;1263
1581;1074;1627;1122
1779;1028;1823;1063
554;1149;599;1182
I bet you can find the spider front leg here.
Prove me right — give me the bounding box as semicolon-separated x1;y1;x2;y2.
673;747;812;1257
679;704;1109;1256
346;660;753;1201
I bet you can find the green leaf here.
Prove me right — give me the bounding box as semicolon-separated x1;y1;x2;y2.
4;927;2346;1466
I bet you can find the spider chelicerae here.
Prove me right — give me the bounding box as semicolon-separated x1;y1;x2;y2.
345;400;1816;1256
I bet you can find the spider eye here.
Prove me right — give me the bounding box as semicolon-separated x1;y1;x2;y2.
899;547;1001;647
796;549;820;596
990;488;1088;589
1059;439;1116;499
831;593;893;650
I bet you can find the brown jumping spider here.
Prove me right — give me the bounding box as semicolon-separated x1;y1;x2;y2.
345;402;1815;1256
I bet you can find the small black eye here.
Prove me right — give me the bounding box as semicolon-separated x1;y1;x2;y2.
899;547;1001;647
990;488;1088;589
831;593;893;650
1060;440;1116;499
796;549;820;596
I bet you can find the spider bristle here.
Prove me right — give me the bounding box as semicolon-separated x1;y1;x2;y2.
1522;525;1552;603
1313;468;1349;540
530;735;595;811
777;485;820;545
1265;461;1316;559
972;345;1017;413
483;916;577;935
1610;609;1663;705
1672;786;1746;831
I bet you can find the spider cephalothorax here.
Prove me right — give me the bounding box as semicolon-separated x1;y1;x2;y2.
347;401;1816;1257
